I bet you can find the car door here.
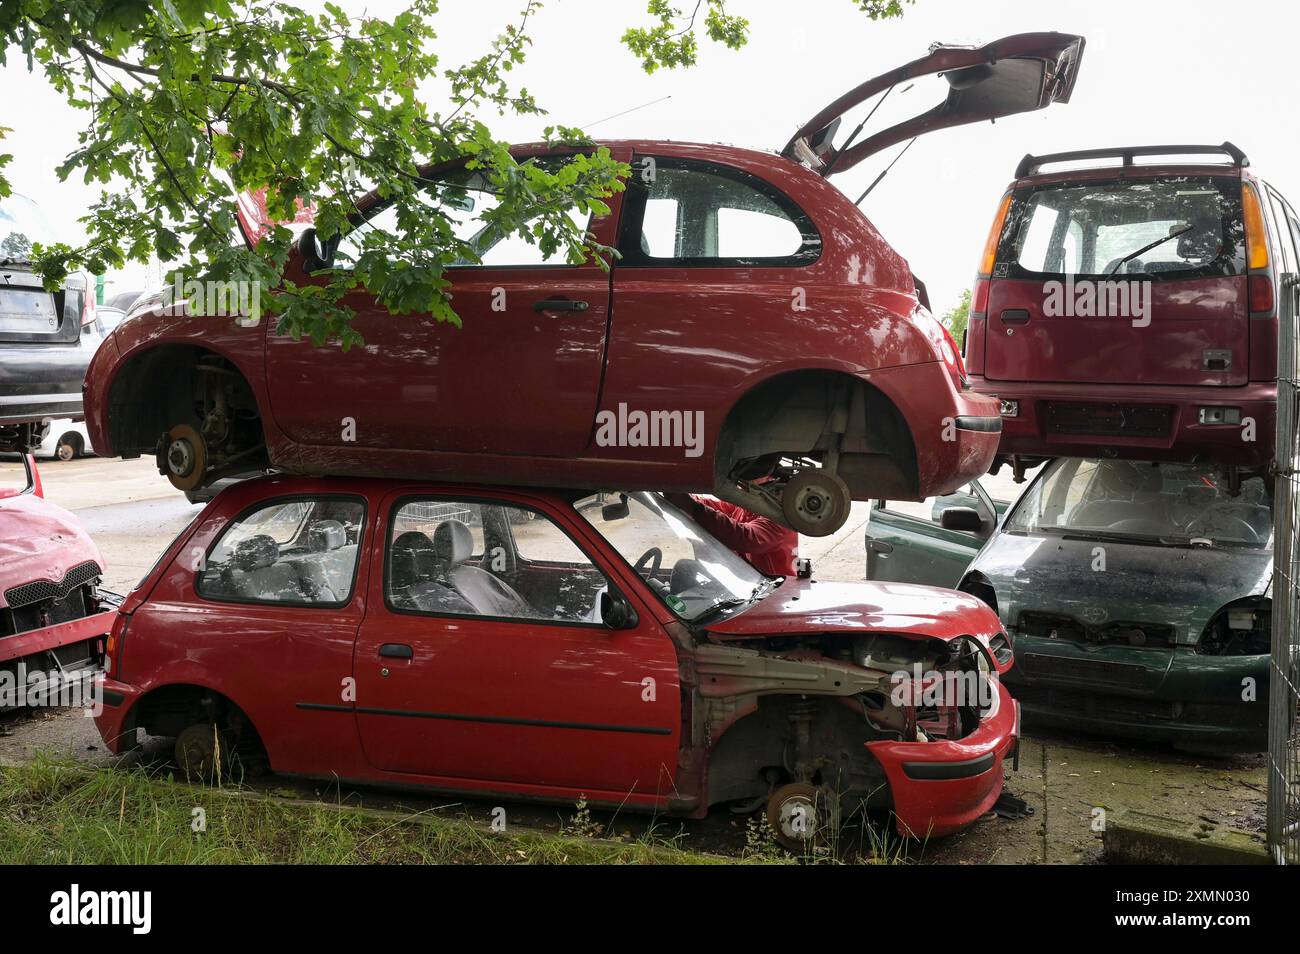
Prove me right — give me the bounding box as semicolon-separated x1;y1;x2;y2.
864;481;996;587
352;490;681;801
263;150;629;458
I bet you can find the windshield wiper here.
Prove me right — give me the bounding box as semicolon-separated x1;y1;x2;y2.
692;580;778;622
1108;223;1194;274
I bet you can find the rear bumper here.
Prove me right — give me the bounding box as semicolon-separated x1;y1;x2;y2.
870;362;1002;498
1004;634;1269;751
0;609;114;665
93;676;142;753
968;377;1276;466
867;679;1018;838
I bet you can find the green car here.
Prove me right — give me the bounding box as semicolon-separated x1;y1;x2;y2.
865;458;1271;753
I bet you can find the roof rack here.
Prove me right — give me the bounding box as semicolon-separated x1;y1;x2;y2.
1015;142;1248;179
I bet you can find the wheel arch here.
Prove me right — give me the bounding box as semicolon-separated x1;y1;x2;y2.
125;680;269;764
713;367;919;501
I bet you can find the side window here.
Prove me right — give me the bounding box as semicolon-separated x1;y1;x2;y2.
340;162;590;269
1266;187;1297;274
197;497;365;606
386;499;612;625
877;483;984;533
621;158;820;265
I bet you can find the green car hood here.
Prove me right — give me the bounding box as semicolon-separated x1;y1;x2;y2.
966;532;1273;645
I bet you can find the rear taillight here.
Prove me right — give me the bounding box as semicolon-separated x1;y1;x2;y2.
940;321;967;382
104;612;129;677
1249;273;1274;314
978;194;1013;276
1242;183;1270;271
972;277;990;315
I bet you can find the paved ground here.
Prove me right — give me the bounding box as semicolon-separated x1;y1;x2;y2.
0;456;1268;862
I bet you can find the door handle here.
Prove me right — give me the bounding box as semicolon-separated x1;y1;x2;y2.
533;297;589;313
865;538;893;555
1000;309;1030;325
378;643;413;659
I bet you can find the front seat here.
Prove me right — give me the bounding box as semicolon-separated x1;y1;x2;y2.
432;519;537;618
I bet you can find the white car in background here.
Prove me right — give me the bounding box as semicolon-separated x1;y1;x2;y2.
36;418;94;461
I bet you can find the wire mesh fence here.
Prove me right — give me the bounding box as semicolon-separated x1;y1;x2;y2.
1269;272;1300;864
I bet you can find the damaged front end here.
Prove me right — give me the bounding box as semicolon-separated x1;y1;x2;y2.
671;614;1017;843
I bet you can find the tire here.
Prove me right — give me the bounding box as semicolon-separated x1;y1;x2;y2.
55;433;82;462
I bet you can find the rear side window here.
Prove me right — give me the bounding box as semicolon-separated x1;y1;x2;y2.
999;176;1246;280
197;497;365;606
618;157;821;266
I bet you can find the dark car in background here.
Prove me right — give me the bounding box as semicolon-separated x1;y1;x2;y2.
0;194;100;447
965;143;1298;476
866;457;1270;752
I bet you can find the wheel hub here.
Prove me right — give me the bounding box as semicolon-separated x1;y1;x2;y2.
167;438;196;477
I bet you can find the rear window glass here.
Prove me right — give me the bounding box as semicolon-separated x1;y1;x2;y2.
998;176;1245;280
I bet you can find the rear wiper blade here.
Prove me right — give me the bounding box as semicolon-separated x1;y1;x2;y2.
1108;223;1194;274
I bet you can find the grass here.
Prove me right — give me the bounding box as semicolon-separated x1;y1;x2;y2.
0;758;777;865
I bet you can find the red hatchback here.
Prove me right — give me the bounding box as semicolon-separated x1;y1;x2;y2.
83;33;1084;536
966;143;1298;476
95;476;1019;844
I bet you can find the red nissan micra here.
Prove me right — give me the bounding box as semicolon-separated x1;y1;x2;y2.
967;142;1297;478
95;475;1019;845
83;33;1084;536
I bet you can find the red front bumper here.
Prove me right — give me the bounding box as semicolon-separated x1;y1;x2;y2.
867;680;1019;838
0;609;115;665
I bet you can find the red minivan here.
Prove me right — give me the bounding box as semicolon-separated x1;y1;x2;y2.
84;33;1086;536
966;143;1299;476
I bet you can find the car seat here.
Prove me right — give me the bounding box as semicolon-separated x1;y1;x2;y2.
431;519;537;618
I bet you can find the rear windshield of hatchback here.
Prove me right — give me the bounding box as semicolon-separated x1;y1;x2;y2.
997;175;1246;281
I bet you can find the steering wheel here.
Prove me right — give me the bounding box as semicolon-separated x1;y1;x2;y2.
1183;515;1261;544
632;547;663;581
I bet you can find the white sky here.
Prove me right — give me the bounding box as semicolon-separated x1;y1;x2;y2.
2;0;1297;315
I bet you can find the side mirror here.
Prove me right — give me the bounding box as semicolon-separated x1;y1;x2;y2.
297;227;340;273
599;591;637;630
940;506;985;534
602;494;631;522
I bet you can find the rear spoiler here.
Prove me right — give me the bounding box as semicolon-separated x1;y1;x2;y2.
1015;141;1249;179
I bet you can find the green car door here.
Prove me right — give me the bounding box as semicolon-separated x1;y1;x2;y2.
864;481;997;588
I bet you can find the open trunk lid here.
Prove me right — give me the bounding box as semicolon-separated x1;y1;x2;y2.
784;32;1084;175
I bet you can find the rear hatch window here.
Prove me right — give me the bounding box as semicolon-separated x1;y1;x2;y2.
983;175;1249;387
1;196;74;344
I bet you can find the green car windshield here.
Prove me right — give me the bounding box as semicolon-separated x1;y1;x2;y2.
1006;459;1273;549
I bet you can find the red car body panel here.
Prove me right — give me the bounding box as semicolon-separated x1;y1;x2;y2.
95;475;1016;836
968;156;1291;467
83;137;1000;504
0;456;112;660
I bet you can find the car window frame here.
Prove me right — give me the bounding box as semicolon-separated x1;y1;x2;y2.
338;153;601;273
193;493;368;610
997;174;1248;282
873;482;995;538
382;493;625;631
616;155;822;268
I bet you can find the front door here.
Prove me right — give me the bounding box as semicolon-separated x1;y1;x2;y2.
264;153;627;458
865;481;996;587
352;492;681;801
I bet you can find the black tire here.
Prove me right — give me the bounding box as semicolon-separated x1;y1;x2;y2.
56;433;82;461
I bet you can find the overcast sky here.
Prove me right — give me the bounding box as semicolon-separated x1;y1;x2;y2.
3;0;1296;314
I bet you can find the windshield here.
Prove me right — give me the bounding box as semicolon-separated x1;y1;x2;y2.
576;491;772;620
0;194;55;262
1007;458;1272;548
1001;175;1245;280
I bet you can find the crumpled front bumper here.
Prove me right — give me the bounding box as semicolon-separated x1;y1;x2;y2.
867;678;1019;838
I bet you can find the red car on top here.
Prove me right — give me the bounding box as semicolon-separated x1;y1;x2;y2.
95;476;1019;846
84;33;1085;536
966;142;1298;478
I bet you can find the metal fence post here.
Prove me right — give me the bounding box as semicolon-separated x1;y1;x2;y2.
1269;272;1300;864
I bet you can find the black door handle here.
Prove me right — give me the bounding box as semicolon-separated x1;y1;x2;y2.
533;297;589;313
378;643;413;659
1001;309;1030;325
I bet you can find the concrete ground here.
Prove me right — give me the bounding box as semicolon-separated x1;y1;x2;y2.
0;456;1268;862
